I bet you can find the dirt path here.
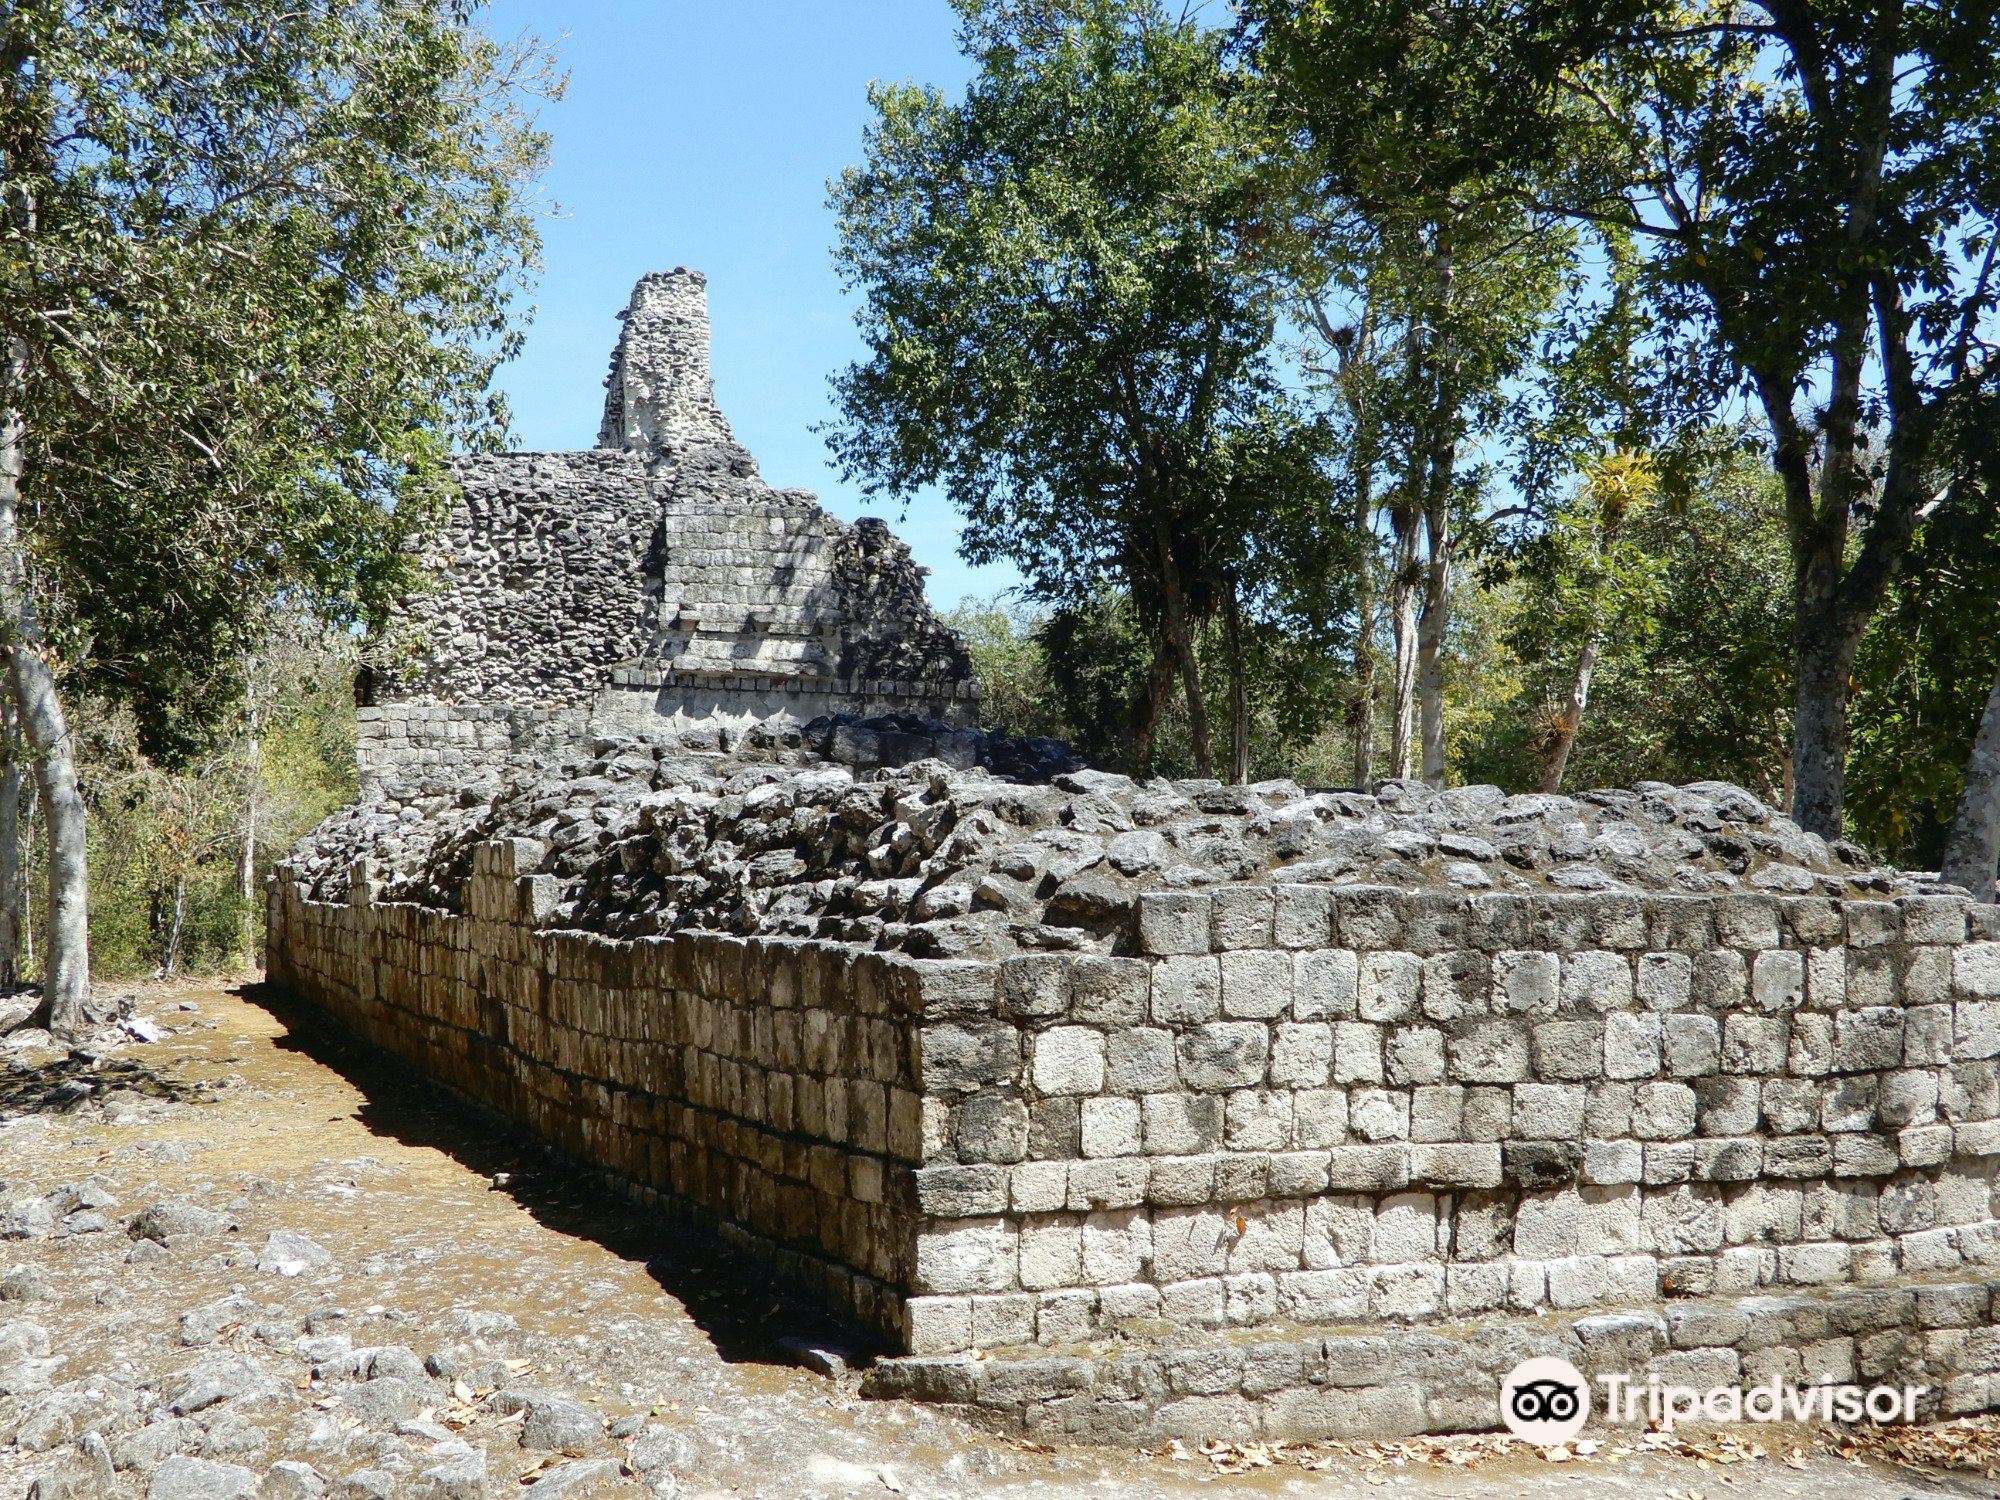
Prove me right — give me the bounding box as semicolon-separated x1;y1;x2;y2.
0;983;1986;1499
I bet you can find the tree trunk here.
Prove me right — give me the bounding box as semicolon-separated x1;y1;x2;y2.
1415;243;1458;791
1538;634;1600;794
1350;559;1377;788
1942;664;2000;901
239;653;261;961
1415;500;1450;788
162;875;188;980
1224;583;1248;785
1155;526;1213;777
1387;502;1419;780
0;331;89;1035
1130;638;1176;773
1790;574;1862;839
0;702;19;990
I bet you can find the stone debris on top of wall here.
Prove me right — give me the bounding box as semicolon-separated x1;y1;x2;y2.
286;715;1938;967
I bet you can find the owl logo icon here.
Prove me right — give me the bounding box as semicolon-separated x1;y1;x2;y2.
1500;1356;1591;1443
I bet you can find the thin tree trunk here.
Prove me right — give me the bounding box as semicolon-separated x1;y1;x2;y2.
1942;664;2000;901
1538;634;1601;794
1416;243;1457;791
0;701;19;990
1130;639;1176;773
19;778;32;974
0;329;89;1034
1791;574;1861;839
1156;526;1213;778
1351;554;1377;788
1224;583;1248;785
239;653;261;960
1334;297;1380;790
1415;498;1451;788
162;875;187;980
1387;502;1419;779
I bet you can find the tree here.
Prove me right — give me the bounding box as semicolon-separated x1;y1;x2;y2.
1461;433;1798;801
0;0;553;1031
1253;0;1582;787
1516;451;1664;791
828;0;1349;779
1275;0;2000;834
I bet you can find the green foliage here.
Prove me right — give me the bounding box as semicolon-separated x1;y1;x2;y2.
1457;438;1798;800
939;596;1068;742
24;627;356;980
829;0;1353;772
0;0;556;764
1849;497;2000;866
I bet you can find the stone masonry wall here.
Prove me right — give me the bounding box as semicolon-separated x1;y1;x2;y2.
896;885;2000;1363
271;846;2000;1435
266;842;933;1344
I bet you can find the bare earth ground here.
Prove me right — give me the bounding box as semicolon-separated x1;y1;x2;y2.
0;981;1993;1500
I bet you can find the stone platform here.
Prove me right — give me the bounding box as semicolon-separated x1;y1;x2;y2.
269;728;2000;1441
866;1274;2000;1442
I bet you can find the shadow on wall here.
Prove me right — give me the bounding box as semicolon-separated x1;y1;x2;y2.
235;979;883;1371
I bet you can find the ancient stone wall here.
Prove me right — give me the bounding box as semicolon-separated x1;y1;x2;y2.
266;841;929;1341
358;270;974;794
269;836;2000;1439
893;886;2000;1347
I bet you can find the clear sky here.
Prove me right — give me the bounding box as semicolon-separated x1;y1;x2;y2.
476;0;1024;611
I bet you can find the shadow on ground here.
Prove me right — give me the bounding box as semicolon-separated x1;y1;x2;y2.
237;979;878;1372
0;1050;199;1118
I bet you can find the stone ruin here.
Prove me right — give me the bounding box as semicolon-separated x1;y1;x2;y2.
270;275;2000;1446
354;268;978;795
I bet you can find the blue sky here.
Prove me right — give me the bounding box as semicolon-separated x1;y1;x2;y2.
477;0;1024;610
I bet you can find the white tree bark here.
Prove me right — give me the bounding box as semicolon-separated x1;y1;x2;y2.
1416;500;1451;789
0;330;90;1034
239;650;262;960
1387;504;1419;781
0;700;19;990
1942;665;2000;902
1538;634;1601;793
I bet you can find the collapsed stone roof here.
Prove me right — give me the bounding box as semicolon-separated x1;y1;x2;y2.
285;718;1936;963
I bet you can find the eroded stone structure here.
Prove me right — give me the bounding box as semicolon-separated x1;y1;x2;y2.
356;270;975;793
272;705;2000;1441
272;270;2000;1445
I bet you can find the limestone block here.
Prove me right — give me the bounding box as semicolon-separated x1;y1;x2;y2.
1349;1089;1411;1143
915;1219;1017;1294
1032;1027;1107;1096
1152;956;1222;1026
1105;1028;1178;1095
1562;950;1633;1012
1637;952;1694;1011
1176;1023;1270;1092
1139;892;1212;956
1142;1095;1222;1156
1220;948;1293;1020
1267;1023;1333;1089
1211;887;1274;949
1292;1089;1350;1150
1225;1090;1295;1152
1493;952;1559;1016
1331;1021;1385;1085
1605;1012;1663;1080
1293;949;1359;1020
1447;1019;1530;1083
1080;1097;1142;1158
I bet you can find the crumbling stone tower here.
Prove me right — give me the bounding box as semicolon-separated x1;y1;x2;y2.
356;270;976;791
